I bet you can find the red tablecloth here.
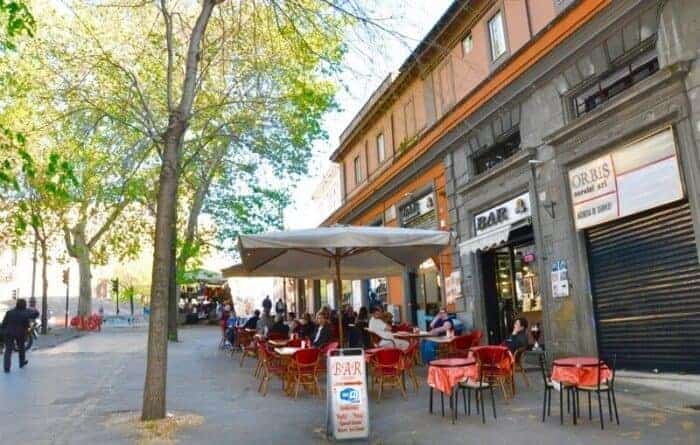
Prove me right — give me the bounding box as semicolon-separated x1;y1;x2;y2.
469;345;514;374
427;358;478;395
551;357;613;387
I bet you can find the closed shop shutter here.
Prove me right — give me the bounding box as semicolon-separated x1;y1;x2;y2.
586;200;700;373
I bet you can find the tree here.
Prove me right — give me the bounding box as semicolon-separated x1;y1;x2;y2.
0;0;34;50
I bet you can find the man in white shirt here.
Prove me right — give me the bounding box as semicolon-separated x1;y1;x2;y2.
368;307;408;350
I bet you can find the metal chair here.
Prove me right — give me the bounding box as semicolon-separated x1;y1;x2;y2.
575;354;619;429
371;348;406;401
456;359;497;424
512;346;530;393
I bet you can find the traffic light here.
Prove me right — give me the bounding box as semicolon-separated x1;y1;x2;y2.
111;278;119;293
62;269;69;284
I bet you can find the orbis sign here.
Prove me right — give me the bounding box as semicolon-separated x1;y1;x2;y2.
569;129;683;230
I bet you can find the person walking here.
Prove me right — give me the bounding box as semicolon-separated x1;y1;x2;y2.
262;295;272;313
2;298;31;373
275;297;287;318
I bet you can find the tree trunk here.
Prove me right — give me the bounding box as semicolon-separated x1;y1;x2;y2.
76;245;92;316
167;218;178;342
37;232;49;336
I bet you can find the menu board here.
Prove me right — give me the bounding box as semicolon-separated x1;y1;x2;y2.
569;129;684;230
326;350;369;440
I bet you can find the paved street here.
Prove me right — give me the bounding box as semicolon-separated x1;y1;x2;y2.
0;326;698;444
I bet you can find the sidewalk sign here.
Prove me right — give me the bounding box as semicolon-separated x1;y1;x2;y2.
326;348;370;441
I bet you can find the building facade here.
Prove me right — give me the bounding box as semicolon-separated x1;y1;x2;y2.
325;0;700;372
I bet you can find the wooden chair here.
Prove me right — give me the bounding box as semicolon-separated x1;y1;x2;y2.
371;348;406;401
257;343;286;396
286;348;322;399
575;355;619;430
238;330;257;367
401;341;420;391
512;346;530;393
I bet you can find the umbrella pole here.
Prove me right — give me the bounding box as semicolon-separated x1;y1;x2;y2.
334;254;344;347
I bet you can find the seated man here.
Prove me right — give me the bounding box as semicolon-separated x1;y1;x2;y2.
269;315;290;337
311;313;331;348
242;310;260;330
429;308;453;336
504;317;529;353
367;307;408;351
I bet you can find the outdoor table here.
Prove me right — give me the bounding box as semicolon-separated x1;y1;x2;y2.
427;358;478;395
551;357;612;387
274;347;303;356
268;339;289;347
394;330;434;338
426;336;455;359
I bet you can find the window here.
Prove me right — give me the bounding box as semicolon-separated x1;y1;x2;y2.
462;33;473;56
376;133;385;163
488;11;507;61
474;131;520;174
573;52;659;117
353;155;362;185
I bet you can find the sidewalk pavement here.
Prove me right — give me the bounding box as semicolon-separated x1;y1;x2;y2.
33;327;83;351
0;326;697;444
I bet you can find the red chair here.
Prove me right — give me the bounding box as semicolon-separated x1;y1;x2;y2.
470;330;483;347
392;323;412;333
471;345;514;400
257;343;286;396
371;348;406;401
448;334;474;358
317;341;339;372
287;338;302;347
286;348;322;399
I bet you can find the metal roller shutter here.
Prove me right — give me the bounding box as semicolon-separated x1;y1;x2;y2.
586;200;700;373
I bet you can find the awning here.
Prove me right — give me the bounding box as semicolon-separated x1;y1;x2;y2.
459;225;511;256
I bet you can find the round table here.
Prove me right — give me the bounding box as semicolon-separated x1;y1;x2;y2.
551;357;612;387
274;347;303;356
268;339;290;347
427;358;477;395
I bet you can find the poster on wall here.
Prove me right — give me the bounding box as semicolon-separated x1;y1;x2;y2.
551;260;570;298
445;271;461;306
569;129;684;230
326;350;370;441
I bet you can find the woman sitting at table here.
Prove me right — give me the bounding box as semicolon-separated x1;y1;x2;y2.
269;315;290;338
504;317;529;353
368;307;409;351
294;313;316;339
312;313;331;348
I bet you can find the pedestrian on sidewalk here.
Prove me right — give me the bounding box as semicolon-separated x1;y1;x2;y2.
1;298;31;373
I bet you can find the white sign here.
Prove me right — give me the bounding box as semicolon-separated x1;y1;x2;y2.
445;271;461;305
327;350;370;440
569;129;684;230
551;260;570;298
474;192;531;236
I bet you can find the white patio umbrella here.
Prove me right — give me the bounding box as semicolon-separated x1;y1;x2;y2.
222;225;450;344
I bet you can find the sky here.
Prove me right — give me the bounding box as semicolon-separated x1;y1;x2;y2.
283;0;453;229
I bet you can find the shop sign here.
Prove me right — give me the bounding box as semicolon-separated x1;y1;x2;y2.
326;350;369;440
474;192;531;236
551;259;570;298
400;193;435;224
445;271;461;305
569;129;684;230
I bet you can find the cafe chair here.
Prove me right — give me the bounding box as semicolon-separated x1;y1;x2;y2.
471;346;514;400
286;348;322;399
401;341;420;391
537;351;559;422
448;334;474;358
317;341;340;373
257;343;286;396
268;332;288;341
513;346;530;392
575;355;619;430
470;330;483;347
372;348;407;401
456;360;497;424
238;330;258;368
287;338;302;347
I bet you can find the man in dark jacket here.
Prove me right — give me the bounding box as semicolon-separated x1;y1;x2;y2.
311;313;331;348
2;298;31;373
